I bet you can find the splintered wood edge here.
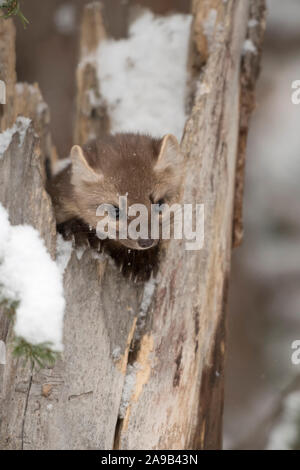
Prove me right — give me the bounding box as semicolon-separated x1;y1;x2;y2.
74;2;110;145
0;18;17;130
116;0;266;450
233;0;266;248
80;1;107;58
0;20;57;255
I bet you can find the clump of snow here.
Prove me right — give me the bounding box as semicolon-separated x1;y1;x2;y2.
54;3;76;35
0;117;31;157
197;81;211;96
15;83;38;95
134;278;157;342
248;18;258;28
119;362;139;418
56;234;73;274
266;392;300;450
0;204;65;352
243;39;257;55
112;346;122;362
86;89;103;108
140;278;156;317
96;10;192;140
36;102;48;116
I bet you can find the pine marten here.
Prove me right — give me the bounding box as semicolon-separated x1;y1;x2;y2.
47;133;183;281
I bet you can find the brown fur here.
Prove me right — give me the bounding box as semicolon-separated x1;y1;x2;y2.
47;133;183;280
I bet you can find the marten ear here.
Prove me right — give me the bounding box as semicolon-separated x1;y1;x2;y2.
71;145;103;185
154;134;183;172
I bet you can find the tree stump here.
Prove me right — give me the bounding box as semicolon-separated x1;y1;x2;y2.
0;0;265;450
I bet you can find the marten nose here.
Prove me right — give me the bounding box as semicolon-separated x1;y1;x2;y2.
138;239;154;249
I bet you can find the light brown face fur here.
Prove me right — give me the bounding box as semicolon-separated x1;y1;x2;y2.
54;133;184;251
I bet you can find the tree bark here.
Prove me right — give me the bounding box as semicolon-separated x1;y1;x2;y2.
0;0;265;450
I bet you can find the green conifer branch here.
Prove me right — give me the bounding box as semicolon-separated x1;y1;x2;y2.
0;1;29;28
1;285;60;370
13;338;61;369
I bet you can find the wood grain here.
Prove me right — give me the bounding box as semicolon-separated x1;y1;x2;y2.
0;0;265;450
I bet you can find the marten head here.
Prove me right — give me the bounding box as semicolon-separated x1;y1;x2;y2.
70;133;184;251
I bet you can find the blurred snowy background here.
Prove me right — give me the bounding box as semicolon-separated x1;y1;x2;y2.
224;0;300;450
14;0;300;449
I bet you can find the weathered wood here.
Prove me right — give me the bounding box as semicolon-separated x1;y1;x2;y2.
0;8;141;451
0;18;16;129
0;124;56;449
74;2;110;146
0;0;265;450
0;23;59;448
0;19;56;178
232;0;266;247
116;0;265;449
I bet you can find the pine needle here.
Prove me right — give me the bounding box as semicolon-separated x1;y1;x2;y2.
13;338;61;369
0;286;60;370
0;1;29;28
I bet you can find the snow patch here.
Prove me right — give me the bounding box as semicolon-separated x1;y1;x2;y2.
133;277;157;342
86;89;103;108
140;278;157;317
0;204;65;351
56;234;73;274
112;346;122;362
16;83;38;95
243;39;257;55
96;10;192;140
0;117;31;157
36;102;48;116
119;363;140;419
248;18;258;28
197;81;211;96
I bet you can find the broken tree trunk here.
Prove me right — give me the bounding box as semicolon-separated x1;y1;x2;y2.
0;0;265;450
